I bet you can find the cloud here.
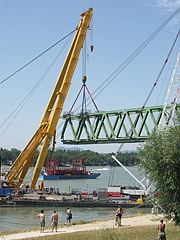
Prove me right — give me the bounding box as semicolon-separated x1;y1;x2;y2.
151;0;180;26
155;0;180;12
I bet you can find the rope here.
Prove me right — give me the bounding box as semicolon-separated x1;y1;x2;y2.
0;29;76;85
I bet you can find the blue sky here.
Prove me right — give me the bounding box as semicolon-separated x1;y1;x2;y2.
0;0;180;153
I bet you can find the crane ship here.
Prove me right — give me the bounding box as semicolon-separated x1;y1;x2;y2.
39;159;100;180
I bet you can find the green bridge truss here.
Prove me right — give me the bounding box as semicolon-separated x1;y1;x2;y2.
60;104;180;145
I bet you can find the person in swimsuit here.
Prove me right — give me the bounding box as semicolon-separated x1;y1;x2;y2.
51;210;58;232
158;219;166;240
37;210;45;233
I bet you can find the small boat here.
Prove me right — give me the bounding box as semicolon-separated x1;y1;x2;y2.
39;159;100;180
96;167;110;171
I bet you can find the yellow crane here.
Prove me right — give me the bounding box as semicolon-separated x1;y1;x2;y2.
5;8;93;189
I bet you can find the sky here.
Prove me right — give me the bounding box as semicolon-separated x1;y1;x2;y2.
0;0;180;154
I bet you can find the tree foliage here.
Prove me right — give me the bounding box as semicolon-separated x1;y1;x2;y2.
138;123;180;225
0;147;139;167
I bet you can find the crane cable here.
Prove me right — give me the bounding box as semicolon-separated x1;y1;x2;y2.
108;30;180;186
109;30;180;185
0;37;71;138
109;32;180;188
0;29;76;85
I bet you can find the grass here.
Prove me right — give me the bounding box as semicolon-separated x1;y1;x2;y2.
0;215;179;240
0;227;40;236
1;224;179;240
27;224;180;240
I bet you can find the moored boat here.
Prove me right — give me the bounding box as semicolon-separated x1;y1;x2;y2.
39;159;100;180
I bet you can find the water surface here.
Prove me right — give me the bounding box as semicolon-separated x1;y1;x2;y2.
0;166;150;231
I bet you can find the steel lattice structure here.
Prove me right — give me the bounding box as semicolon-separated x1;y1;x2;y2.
61;104;180;144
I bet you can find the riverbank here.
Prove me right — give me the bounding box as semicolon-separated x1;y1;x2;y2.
0;214;164;240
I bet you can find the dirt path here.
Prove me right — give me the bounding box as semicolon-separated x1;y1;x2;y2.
0;214;162;240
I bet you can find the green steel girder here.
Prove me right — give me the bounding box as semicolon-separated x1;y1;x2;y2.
60;104;180;144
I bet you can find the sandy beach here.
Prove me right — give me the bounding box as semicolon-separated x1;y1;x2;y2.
0;214;163;240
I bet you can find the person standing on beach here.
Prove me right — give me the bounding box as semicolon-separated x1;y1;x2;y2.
51;210;58;232
158;219;166;240
65;207;72;224
37;210;45;233
115;207;123;226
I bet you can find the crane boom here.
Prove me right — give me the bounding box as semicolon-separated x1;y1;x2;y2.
6;8;93;189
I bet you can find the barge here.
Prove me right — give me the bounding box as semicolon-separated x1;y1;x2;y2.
39;159;100;180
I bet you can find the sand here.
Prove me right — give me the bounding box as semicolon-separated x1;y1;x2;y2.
0;214;163;240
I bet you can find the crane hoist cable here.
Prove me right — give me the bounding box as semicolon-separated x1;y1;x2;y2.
0;29;76;85
90;16;94;52
82;38;87;79
68;76;99;114
81;22;94;111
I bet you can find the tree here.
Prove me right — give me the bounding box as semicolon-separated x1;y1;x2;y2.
0;147;140;167
138;122;180;225
1;148;15;165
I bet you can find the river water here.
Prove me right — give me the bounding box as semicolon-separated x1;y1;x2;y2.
0;166;151;231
